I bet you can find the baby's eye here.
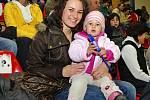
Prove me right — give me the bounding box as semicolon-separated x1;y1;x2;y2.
96;23;100;26
89;23;92;25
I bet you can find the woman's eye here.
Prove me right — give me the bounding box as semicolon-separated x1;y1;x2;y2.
68;9;74;12
78;11;83;14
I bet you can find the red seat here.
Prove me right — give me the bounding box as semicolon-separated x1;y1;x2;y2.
0;3;5;26
136;93;141;100
0;51;23;78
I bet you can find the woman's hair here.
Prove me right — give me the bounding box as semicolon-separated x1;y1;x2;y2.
127;22;149;42
45;0;58;15
47;0;88;31
107;13;120;26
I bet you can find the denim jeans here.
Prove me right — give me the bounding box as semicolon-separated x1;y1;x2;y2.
55;80;136;100
0;37;17;55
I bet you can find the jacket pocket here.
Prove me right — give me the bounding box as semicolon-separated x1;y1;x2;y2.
47;41;69;62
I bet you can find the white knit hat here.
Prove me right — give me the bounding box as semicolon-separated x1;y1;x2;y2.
83;11;105;32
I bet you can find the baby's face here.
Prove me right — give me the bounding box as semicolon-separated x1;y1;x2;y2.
85;20;102;37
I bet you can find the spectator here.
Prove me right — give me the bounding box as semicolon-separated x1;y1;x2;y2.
4;0;43;70
141;6;149;23
105;13;126;48
68;11;126;100
99;0;111;17
118;22;150;93
127;10;138;23
86;0;100;12
112;3;127;24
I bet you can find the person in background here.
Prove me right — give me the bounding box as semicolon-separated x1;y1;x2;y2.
127;10;138;23
99;0;111;18
141;6;149;24
4;0;43;71
146;45;150;69
86;0;100;12
0;0;17;55
112;3;127;24
118;22;150;94
68;11;126;100
105;13;126;48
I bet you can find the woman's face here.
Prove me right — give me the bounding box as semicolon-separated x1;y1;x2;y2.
138;32;147;44
110;16;120;28
62;0;83;28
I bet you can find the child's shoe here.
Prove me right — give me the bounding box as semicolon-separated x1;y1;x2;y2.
115;95;127;100
108;91;127;100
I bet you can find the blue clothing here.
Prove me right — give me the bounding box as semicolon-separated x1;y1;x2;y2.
0;37;17;55
55;80;136;100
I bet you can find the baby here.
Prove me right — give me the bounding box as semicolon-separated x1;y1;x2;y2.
68;11;126;100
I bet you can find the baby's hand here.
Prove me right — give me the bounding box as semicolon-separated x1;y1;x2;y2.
97;47;107;58
87;43;97;56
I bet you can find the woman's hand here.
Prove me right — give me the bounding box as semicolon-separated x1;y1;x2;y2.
62;63;85;77
92;62;109;80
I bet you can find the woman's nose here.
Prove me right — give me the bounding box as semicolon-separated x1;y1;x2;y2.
72;12;78;19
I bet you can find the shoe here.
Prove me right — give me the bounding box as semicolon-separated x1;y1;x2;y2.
115;95;127;100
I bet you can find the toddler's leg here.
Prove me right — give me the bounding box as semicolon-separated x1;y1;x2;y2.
94;76;126;100
68;74;91;100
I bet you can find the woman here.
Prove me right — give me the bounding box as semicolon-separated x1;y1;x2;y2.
105;13;126;48
118;22;150;94
0;0;135;100
4;0;43;70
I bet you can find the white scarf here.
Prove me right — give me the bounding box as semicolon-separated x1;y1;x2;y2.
12;1;33;23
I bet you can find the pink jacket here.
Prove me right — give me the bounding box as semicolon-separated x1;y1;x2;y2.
68;31;120;72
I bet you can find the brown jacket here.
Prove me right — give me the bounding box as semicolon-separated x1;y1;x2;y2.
24;16;71;99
